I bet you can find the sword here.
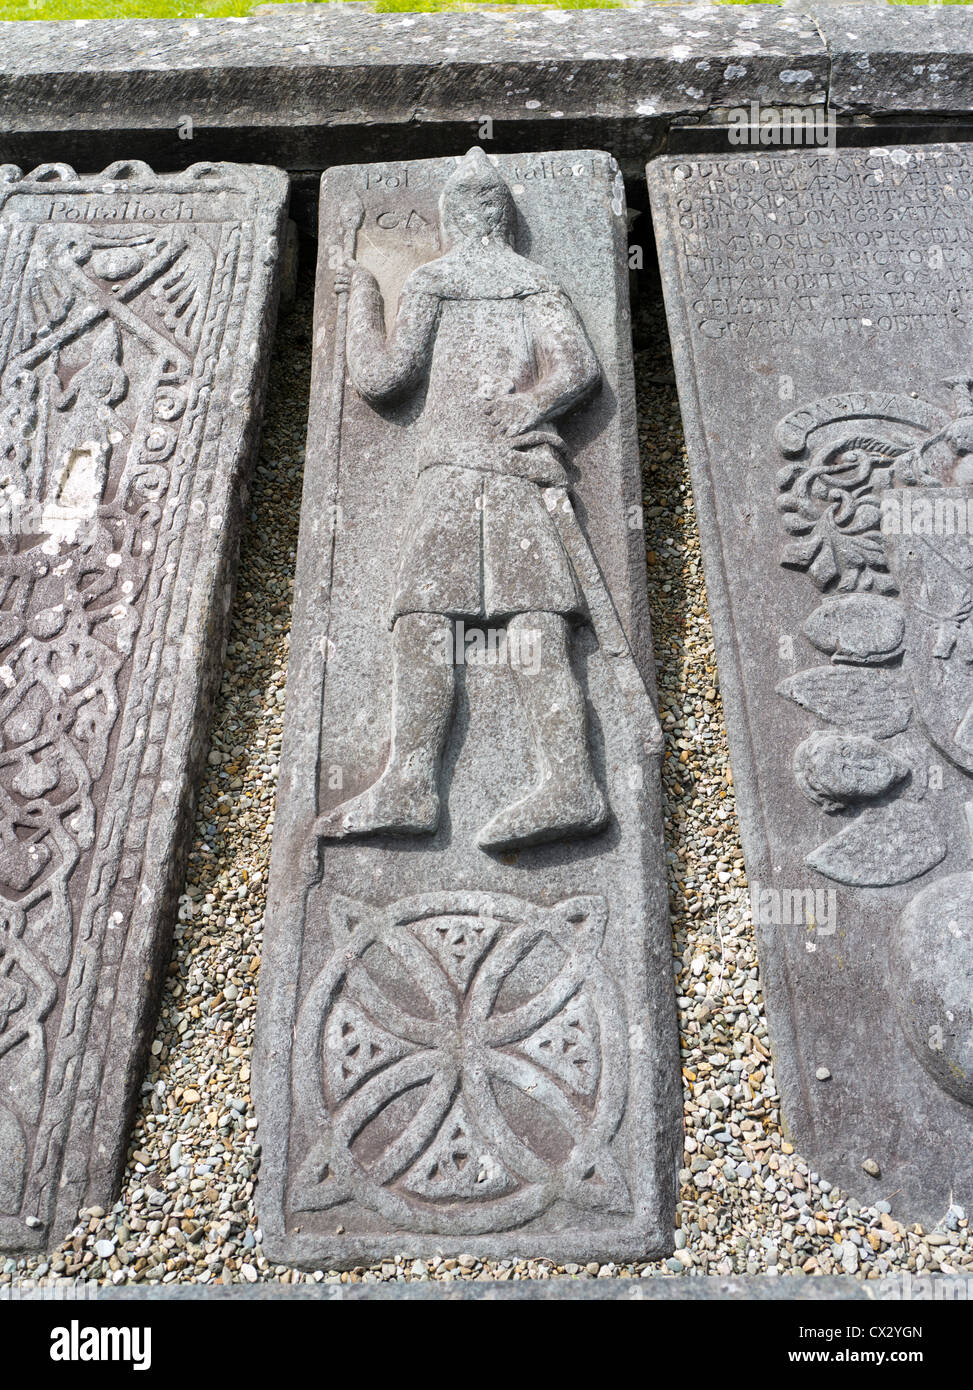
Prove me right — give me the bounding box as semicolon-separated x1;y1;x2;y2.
547;484;664;758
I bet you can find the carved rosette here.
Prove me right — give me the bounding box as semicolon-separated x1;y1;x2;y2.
290;891;630;1234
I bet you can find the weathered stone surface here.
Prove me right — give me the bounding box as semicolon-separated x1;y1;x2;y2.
648;144;973;1224
0;6;828;177
0;159;288;1254
6;6;973;191
814;3;973;116
255;148;678;1269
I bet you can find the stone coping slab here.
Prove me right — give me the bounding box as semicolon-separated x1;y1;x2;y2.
814;4;973;116
0;4;964;177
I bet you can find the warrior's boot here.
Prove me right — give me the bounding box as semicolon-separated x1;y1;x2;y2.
313;612;454;839
477;612;608;851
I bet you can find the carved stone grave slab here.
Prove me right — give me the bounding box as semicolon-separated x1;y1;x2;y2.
648;144;973;1222
0;159;288;1254
254;149;679;1268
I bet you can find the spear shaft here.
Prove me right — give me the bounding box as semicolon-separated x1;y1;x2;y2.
306;193;364;857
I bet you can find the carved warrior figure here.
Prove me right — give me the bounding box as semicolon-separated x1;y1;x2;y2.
314;148;609;852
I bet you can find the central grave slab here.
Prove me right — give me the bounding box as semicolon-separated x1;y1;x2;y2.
0;158;288;1255
648;144;973;1223
255;148;679;1268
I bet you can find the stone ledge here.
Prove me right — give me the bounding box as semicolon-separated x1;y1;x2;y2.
0;4;822;174
815;3;973;115
2;4;970;178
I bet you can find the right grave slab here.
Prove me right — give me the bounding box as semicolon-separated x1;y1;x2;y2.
648;145;973;1223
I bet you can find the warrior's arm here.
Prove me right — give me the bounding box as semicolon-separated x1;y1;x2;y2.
525;289;601;423
345;267;440;405
482;289;600;438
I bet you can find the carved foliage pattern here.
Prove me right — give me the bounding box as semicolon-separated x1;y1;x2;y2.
0;162;253;1227
772;394;964;887
777;437;900;594
773;386;973;1102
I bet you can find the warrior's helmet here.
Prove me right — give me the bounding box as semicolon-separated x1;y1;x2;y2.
440;147;516;245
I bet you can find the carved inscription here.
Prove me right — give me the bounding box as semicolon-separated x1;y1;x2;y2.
672;151;973;341
648;145;973;1220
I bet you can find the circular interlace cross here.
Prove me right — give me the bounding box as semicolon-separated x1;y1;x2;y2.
292;890;630;1235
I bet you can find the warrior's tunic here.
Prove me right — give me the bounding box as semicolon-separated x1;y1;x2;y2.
347;245;599;625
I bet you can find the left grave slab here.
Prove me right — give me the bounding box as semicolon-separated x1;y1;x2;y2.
0;159;288;1254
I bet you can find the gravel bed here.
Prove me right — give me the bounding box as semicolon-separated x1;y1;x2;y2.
4;257;970;1291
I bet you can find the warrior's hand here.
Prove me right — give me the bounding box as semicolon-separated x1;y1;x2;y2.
333;258;375;296
301;825;323;885
482;390;541;438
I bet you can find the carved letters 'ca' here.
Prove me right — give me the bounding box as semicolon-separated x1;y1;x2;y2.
649;145;973;1221
255;150;679;1268
0;160;288;1253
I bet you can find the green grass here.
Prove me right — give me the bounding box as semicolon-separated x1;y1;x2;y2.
0;0;969;24
0;0;257;17
373;0;619;11
0;0;619;16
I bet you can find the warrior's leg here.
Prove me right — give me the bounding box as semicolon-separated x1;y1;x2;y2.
313;612;454;839
477;611;608;851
